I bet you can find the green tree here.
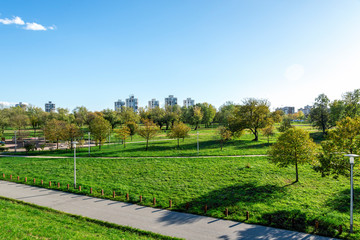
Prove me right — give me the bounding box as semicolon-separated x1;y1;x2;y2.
137;119;158;150
73;106;89;127
261;124;275;143
125;121;138;141
164;105;181;130
278;117;293;133
0;108;10;135
114;126;131;148
89;116;112;150
199;103;216;128
149;107;166;130
268;128;316;182
27;106;44;136
310;94;331;135
314;116;360;177
329;100;345;127
167;122;191;147
214;101;235;126
217;126;232;151
44;119;67;149
228;98;271;141
64;123;83;150
10;106;29;134
191;106;203;130
343;89;360;118
119;107;139;124
102;109;120;129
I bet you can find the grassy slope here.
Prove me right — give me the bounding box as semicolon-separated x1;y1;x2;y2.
0;156;356;239
0;197;179;240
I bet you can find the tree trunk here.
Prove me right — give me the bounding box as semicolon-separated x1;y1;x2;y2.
56;139;59;149
124;139;126;148
253;130;258;141
177;138;180;148
220;141;223;151
295;160;298;182
146;139;149;151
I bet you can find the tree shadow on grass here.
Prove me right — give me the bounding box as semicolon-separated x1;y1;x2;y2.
157;182;287;226
326;188;360;213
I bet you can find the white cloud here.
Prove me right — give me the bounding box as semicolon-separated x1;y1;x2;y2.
24;22;47;31
284;64;304;82
0;16;25;25
0;15;55;31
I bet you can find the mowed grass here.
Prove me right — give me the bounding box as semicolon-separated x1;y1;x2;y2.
0;197;179;240
0;156;357;239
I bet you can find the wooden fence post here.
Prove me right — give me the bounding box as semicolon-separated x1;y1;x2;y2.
41;180;43;185
204;204;207;214
315;220;319;231
10;175;12;180
225;208;228;217
113;191;115;198
25;177;27;182
140;195;142;202
101;189;104;196
169;200;172;208
17;176;19;181
67;184;69;190
153;197;156;205
57;182;60;188
246;211;249;220
79;186;81;191
49;181;51;187
33;178;36;184
90;187;93;194
126;193;129;200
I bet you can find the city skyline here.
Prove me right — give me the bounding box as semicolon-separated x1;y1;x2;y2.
1;1;360;111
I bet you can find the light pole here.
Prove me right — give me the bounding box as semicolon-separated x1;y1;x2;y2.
72;141;78;189
197;131;199;155
14;131;17;153
88;132;91;157
346;154;359;233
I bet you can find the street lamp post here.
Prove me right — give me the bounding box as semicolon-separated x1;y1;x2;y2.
197;131;199;155
88;132;91;157
72;141;79;189
346;154;359;233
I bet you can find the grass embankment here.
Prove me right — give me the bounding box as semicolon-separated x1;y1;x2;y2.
0;156;356;239
0;197;180;240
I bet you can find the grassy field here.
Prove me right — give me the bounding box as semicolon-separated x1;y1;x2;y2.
0;197;179;240
0;156;356;239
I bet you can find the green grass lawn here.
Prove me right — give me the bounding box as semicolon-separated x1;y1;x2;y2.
0;156;356;239
0;197;179;240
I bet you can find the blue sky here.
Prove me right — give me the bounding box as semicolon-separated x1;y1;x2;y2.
1;0;360;111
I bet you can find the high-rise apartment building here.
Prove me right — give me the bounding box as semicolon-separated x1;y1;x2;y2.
114;99;125;111
183;98;195;107
148;99;159;109
126;95;138;112
45;101;56;112
165;95;177;107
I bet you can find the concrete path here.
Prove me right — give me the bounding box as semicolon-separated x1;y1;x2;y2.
0;180;335;240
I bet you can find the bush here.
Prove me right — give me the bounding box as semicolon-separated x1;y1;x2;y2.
24;142;36;153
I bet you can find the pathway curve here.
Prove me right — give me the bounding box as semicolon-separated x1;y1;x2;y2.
0;180;335;240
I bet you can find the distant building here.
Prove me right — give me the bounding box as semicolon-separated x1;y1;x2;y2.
165;95;177;107
45;101;56;112
148;99;159;109
15;102;27;108
114;99;125;111
183;98;195;108
126;95;138;112
277;106;295;115
298;105;312;116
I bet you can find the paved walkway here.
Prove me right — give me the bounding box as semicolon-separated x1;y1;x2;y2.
0;180;335;240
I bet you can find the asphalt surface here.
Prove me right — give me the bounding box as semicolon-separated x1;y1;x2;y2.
0;180;336;240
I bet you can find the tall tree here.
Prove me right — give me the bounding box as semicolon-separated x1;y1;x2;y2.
268;128;316;182
191;106;203;130
149;107;166;130
261;124;275;144
137;119;158;150
27;106;44;136
309;94;331;135
89;116;112;149
214;101;235;125
73;106;89;127
0;108;10;135
10;106;29;134
217;126;232;151
43;119;67;149
199;103;216;128
64;123;83;149
343;89;360;118
114;125;131;148
228;98;271;141
167;122;191;147
314;116;360;177
102;109;120;129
